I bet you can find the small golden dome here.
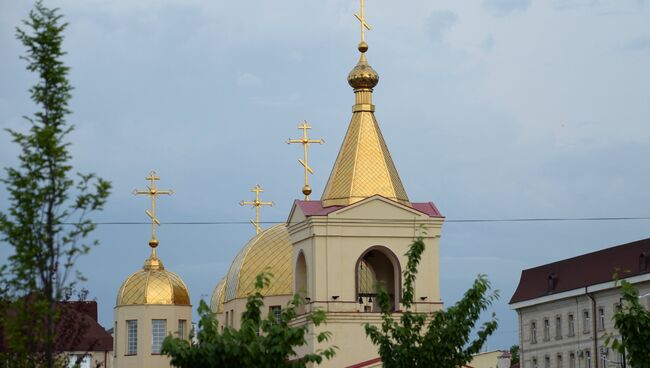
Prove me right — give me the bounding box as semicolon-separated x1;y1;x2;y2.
347;46;379;90
210;277;226;314
219;224;292;305
116;257;190;306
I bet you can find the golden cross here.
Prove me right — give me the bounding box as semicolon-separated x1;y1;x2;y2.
287;121;324;200
239;184;274;235
133;171;173;257
354;0;371;43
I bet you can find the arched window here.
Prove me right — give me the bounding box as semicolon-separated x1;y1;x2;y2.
356;246;400;312
295;251;308;297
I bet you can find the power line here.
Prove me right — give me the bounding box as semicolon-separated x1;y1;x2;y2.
61;216;650;225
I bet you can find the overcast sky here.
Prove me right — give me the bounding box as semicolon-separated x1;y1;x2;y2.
1;0;650;350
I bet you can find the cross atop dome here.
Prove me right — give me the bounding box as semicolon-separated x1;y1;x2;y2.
133;170;173;269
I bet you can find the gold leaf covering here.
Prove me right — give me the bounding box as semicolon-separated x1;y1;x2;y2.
321;50;410;207
220;224;293;304
210;277;226;314
116;259;190;306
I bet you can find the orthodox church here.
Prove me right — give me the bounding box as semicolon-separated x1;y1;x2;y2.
113;2;445;367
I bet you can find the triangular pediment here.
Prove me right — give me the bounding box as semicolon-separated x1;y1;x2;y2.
328;195;427;220
286;201;308;226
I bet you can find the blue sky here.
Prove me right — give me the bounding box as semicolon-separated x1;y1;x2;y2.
1;0;650;350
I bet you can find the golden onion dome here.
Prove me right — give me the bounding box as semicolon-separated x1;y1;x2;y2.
210;277;226;314
219;224;292;306
116;256;190;306
347;42;379;90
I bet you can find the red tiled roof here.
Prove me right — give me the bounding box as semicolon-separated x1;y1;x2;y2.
509;237;650;304
294;199;443;218
346;357;382;368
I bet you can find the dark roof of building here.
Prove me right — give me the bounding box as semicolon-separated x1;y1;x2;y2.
0;300;113;352
510;237;650;304
294;198;443;218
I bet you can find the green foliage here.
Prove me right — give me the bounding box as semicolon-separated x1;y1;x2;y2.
0;2;110;366
509;344;520;365
162;272;336;367
605;279;650;368
365;237;499;368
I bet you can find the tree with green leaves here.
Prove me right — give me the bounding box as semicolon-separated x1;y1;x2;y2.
605;279;650;368
365;237;499;368
509;344;520;365
162;273;336;367
0;2;111;367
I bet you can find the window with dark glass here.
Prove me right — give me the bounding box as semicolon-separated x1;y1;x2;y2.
598;307;605;330
531;321;537;343
555;315;562;339
543;318;550;341
269;305;282;322
568;313;575;336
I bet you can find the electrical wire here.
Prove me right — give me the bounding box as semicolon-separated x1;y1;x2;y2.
60;216;650;225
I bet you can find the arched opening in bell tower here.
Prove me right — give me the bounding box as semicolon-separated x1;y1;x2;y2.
295;250;308;294
295;251;309;314
355;246;401;312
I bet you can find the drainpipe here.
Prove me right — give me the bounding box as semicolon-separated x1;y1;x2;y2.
586;287;598;368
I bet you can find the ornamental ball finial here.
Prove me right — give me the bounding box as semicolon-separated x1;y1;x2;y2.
149;238;159;248
358;41;368;53
302;185;312;196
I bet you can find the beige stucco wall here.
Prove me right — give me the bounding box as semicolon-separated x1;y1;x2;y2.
217;294;292;329
513;277;650;368
113;304;192;368
468;351;505;368
65;350;112;368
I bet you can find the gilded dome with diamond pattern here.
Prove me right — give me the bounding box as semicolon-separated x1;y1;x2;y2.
116;257;190;306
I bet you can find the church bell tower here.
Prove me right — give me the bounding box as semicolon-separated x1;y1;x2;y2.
286;1;445;366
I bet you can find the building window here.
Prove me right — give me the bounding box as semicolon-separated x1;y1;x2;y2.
583;310;591;333
178;319;187;340
557;353;563;368
543;318;550;341
230;309;234;327
151;319;166;354
544;355;550;368
67;354;91;368
225;311;229;327
568;313;575;336
569;352;576;368
531;321;538;343
114;322;117;357
598;307;605;330
555;315;562;339
585;350;591;368
126;319;137;355
269;305;282;322
532;357;538;368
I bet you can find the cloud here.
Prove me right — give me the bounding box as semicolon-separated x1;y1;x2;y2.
622;36;650;51
482;34;496;52
483;0;531;15
427;10;459;42
236;72;262;87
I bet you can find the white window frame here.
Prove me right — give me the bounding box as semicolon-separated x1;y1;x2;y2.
151;319;167;355
178;319;187;340
126;319;137;355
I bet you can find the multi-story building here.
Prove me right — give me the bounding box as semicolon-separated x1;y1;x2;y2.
509;238;650;368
